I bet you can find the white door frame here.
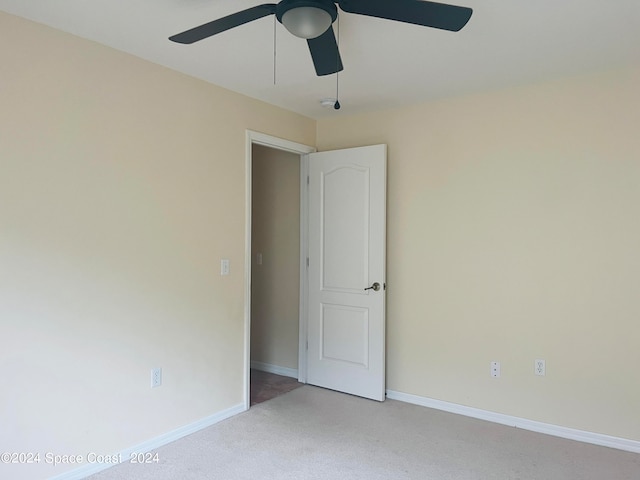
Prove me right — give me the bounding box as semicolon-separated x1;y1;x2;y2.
244;130;315;410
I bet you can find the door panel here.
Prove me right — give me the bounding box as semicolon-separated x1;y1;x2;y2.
321;165;370;292
321;304;369;367
307;144;386;401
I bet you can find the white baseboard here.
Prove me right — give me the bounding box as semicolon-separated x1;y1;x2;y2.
386;390;640;454
250;360;298;379
49;403;245;480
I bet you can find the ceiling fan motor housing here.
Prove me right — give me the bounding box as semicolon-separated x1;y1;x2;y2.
276;0;338;38
276;0;338;21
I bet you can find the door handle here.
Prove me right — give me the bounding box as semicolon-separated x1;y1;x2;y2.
364;282;381;292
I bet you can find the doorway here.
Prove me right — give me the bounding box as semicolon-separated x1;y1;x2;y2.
250;144;301;405
244;134;388;407
244;131;315;409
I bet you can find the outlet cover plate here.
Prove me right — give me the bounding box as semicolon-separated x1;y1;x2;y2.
151;367;162;388
490;361;501;378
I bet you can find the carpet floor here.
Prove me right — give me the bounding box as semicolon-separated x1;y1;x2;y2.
88;385;639;479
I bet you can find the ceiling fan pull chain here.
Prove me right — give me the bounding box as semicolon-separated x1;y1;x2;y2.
273;15;277;85
334;15;341;110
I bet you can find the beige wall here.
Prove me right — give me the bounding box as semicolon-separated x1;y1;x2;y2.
250;145;300;371
316;67;640;442
0;12;315;480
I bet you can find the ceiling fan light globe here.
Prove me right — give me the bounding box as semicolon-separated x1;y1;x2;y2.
281;6;332;39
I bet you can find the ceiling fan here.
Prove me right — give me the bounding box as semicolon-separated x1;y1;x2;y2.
169;0;473;77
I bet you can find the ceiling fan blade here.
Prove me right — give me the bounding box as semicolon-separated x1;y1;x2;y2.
307;27;344;76
337;0;472;32
169;4;277;44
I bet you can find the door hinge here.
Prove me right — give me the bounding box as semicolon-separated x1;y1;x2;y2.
307;175;310;185
306;340;308;351
306;257;309;268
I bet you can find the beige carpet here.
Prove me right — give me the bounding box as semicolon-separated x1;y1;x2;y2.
88;385;639;479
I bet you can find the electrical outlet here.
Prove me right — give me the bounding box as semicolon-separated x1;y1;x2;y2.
151;367;162;388
535;359;546;376
490;361;501;378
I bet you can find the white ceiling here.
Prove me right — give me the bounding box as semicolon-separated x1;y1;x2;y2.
2;1;639;119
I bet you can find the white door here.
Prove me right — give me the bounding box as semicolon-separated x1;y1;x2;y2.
306;144;386;401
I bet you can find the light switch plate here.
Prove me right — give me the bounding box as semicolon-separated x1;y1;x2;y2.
221;259;230;276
